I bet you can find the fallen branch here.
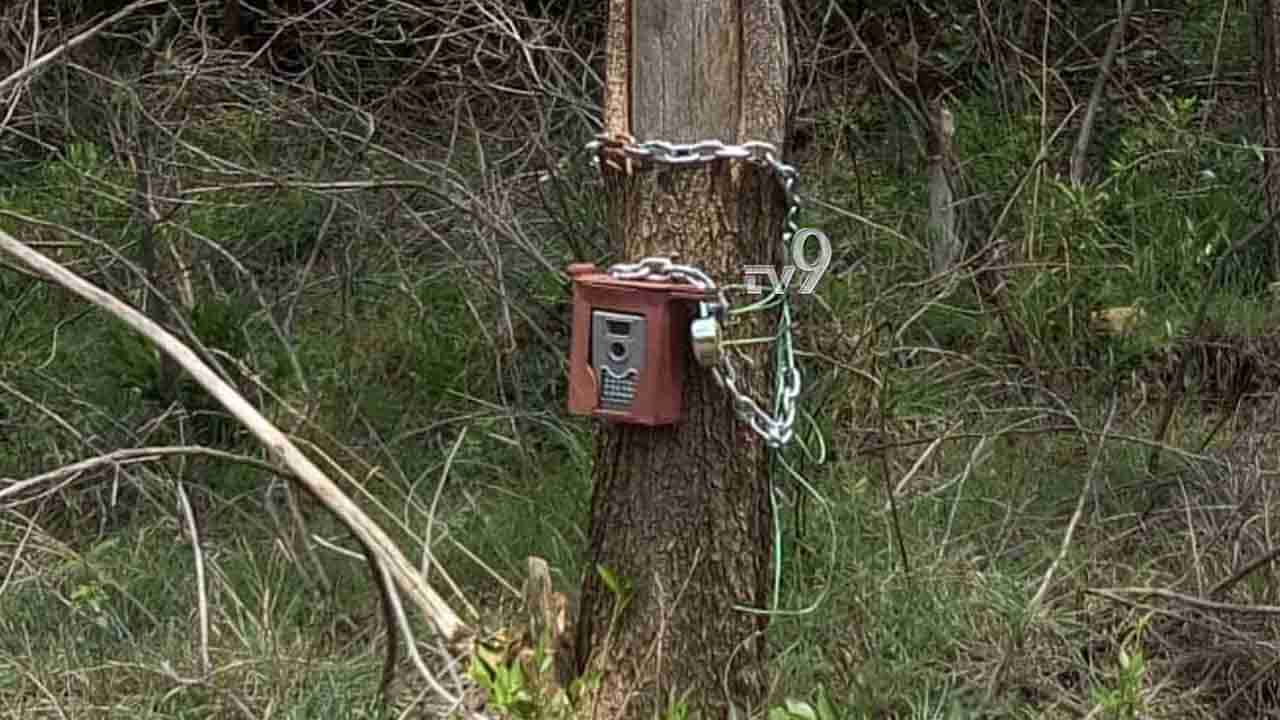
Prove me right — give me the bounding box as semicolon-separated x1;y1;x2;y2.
1;445;280;505
1210;544;1280;598
1088;586;1280;616
0;226;468;644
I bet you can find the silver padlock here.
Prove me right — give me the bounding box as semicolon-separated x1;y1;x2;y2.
690;314;723;368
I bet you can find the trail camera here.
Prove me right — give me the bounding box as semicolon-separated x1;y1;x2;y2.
567;263;709;425
591;311;646;409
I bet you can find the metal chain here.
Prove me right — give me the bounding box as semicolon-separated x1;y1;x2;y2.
608;255;717;290
589;134;805;448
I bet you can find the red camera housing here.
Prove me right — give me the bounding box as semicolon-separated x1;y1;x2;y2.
566;263;709;425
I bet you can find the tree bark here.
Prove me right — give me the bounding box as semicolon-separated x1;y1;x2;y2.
926;100;959;275
574;2;787;718
1261;0;1280;278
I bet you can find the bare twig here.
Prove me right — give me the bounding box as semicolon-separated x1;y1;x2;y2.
1088;586;1280;616
377;560;462;712
1069;0;1137;186
0;507;40;597
173;478;211;675
0;0;167;95
1209;543;1280;598
1;445;279;505
885;431;948;509
877;372;911;576
1030;394;1119;613
422;428;468;578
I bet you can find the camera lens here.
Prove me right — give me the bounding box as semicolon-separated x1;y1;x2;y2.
609;341;628;362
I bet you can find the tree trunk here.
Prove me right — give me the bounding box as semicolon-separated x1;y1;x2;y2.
926;100;959;275
1261;0;1280;278
574;2;787;718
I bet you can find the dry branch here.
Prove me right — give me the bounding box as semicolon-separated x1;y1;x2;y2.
0;226;469;644
1088;586;1280;616
0;446;278;506
0;0;167;95
1030;395;1119;613
1069;0;1137;186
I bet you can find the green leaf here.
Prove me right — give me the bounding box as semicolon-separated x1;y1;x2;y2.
89;538;119;558
467;654;494;687
71;584;101;603
598;564;622;597
494;662;513;693
816;687;837;720
785;699;817;720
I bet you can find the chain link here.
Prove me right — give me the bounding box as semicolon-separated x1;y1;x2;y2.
608;256;716;290
591;134;806;448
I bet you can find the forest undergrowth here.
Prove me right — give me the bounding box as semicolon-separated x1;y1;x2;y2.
3;1;1280;718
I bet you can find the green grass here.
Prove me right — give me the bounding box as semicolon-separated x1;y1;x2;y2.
762;390;1234;718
